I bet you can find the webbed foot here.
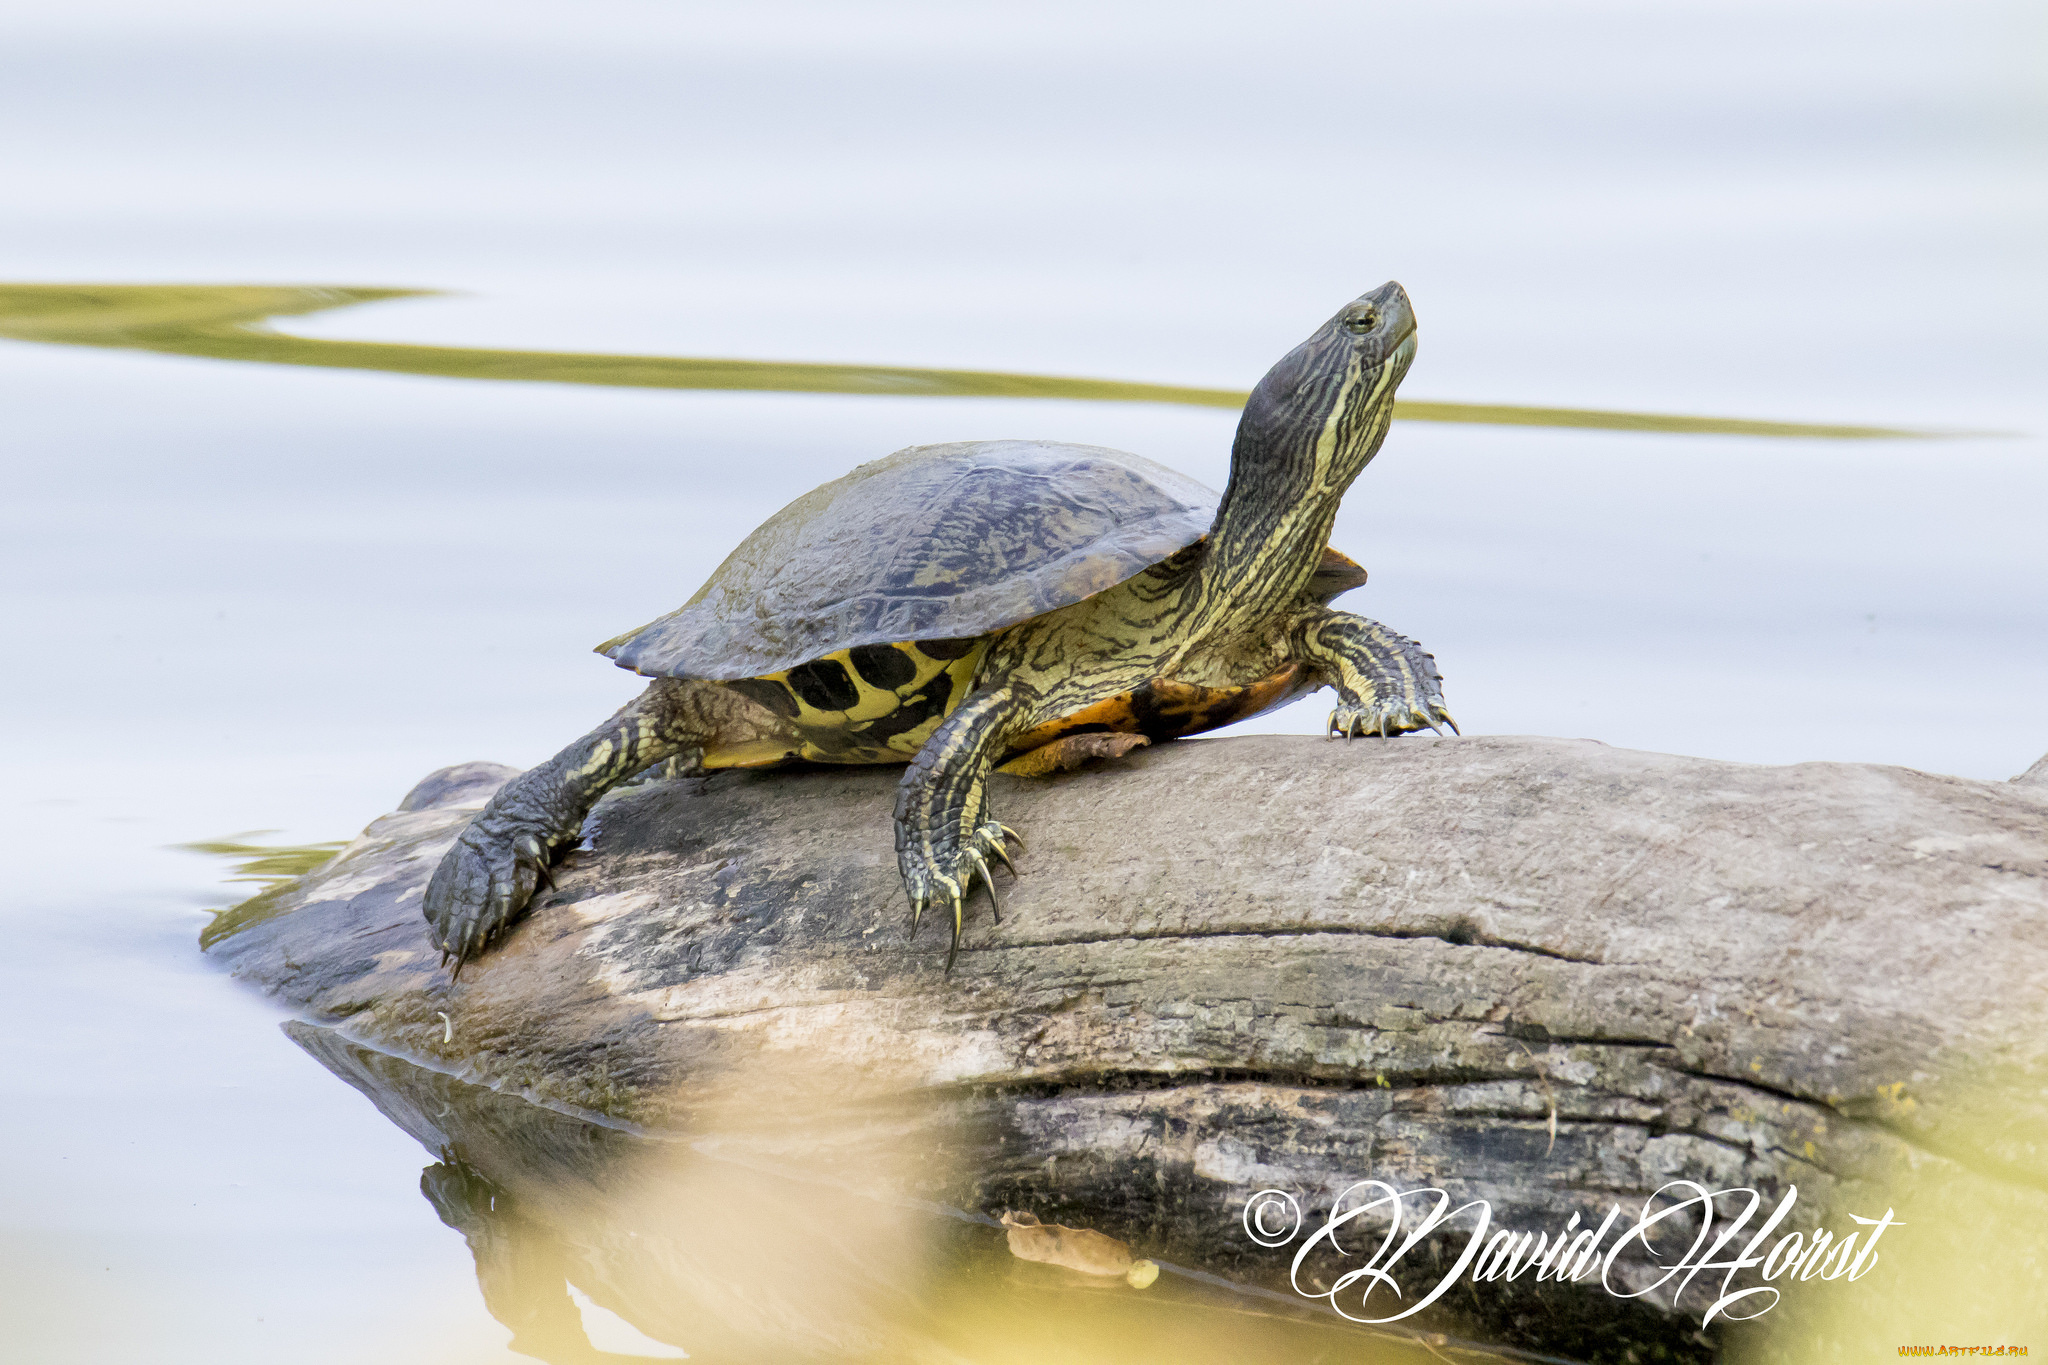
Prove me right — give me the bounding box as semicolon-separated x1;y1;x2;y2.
420;686;700;972
1293;606;1457;742
900;816;1024;973
1326;695;1460;739
893;684;1033;971
424;808;565;972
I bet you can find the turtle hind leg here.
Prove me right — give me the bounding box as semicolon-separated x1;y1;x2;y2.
996;731;1151;777
894;685;1029;972
1289;605;1457;740
425;679;716;969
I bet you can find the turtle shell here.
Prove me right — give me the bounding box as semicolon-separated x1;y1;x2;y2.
599;439;1220;681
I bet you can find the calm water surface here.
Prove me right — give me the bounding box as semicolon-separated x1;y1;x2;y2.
2;2;2043;1361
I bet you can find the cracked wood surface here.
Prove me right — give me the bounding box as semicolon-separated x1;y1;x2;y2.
205;734;2048;1357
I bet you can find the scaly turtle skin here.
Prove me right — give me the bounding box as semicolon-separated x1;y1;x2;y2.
426;282;1452;970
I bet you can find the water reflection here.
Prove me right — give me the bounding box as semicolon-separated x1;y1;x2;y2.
0;283;1945;440
176;836;349;949
288;1023;1525;1365
418;1158;658;1364
175;835;347;885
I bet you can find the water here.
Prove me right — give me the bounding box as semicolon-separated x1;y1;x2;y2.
2;1;2043;1360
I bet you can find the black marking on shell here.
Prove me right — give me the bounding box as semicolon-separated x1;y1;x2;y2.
1307;551;1369;603
913;636;981;660
785;658;861;712
942;664;977;709
596;440;1219;681
848;642;919;690
723;677;801;719
859;689;947;744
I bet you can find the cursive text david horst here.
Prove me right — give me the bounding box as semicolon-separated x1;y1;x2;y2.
1243;1180;1898;1326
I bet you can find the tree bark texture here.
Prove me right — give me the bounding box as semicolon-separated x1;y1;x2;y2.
203;735;2048;1361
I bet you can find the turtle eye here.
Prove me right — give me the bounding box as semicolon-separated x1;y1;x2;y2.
1342;307;1380;335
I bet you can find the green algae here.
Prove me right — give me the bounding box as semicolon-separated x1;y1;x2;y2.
179;834;349;882
0;281;1954;440
178;833;346;949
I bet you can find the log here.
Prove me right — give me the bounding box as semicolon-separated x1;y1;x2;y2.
204;735;2048;1362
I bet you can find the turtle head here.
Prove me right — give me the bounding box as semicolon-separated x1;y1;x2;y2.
1221;282;1417;518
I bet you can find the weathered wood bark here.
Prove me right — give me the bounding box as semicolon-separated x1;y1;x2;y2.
205;735;2048;1362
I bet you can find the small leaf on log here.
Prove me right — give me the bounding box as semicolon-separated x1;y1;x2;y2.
1001;1209;1136;1277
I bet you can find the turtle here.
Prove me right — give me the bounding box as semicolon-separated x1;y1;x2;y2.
425;281;1453;970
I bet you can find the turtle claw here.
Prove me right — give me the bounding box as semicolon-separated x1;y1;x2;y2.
514;833;557;891
904;878;967;972
896;815;1023;970
967;851;1001;924
1326;692;1456;742
424;808;567;972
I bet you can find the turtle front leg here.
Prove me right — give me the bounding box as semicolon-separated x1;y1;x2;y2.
1290;605;1458;739
894;685;1028;972
424;681;701;968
